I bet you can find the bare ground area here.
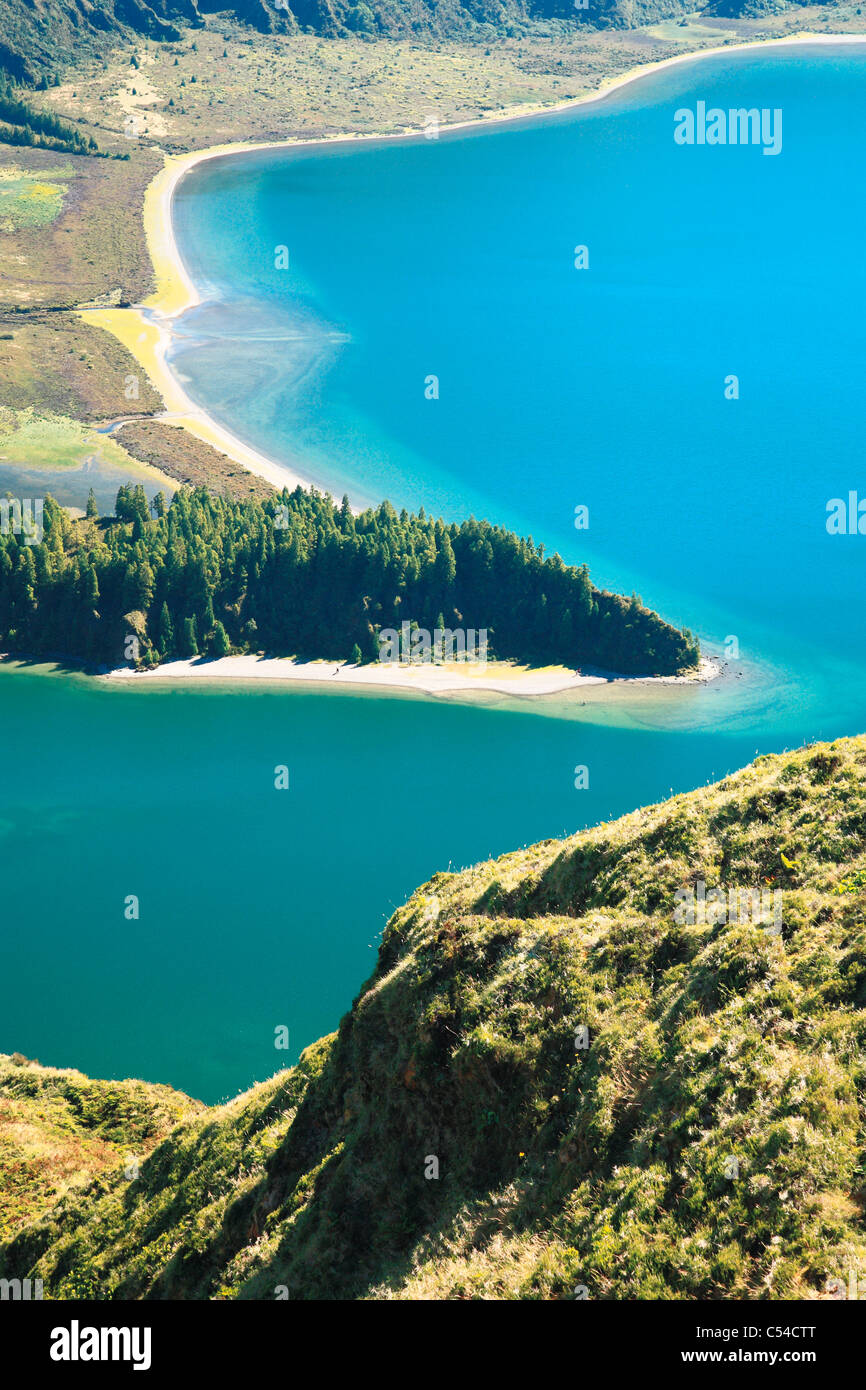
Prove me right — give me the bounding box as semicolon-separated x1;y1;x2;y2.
116;419;277;501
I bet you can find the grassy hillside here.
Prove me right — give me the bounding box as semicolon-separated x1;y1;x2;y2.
0;0;693;85
0;0;185;86
2;735;864;1299
0;1055;201;1247
1;0;857;86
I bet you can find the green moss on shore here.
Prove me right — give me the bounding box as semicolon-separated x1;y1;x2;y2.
2;736;865;1299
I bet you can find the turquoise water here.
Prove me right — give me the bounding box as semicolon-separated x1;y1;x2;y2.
3;45;866;1102
0;664;774;1102
170;44;866;726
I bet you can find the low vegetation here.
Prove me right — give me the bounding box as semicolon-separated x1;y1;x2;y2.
0;407;140;473
0;152;160;310
2;736;864;1298
113;420;275;502
0;1054;200;1245
0;164;72;232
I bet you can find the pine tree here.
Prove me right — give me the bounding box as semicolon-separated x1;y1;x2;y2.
181;616;198;657
211;620;230;657
362;623;379;664
86;489;98;520
133;486;149;526
158;601;174;657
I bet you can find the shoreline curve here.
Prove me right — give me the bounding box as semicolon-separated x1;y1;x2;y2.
80;31;866;497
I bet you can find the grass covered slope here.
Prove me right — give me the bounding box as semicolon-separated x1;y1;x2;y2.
3;737;865;1299
0;1055;201;1247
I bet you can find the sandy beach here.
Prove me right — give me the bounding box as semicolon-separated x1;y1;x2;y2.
82;31;866;499
99;653;721;697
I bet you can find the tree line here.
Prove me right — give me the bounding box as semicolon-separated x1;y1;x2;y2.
0;75;97;155
0;485;700;675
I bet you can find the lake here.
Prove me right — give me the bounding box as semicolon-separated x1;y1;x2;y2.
2;44;865;1101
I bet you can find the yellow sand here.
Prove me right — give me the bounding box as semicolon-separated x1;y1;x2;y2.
101;653;720;696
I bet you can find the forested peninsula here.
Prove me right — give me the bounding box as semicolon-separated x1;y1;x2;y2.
0;487;699;675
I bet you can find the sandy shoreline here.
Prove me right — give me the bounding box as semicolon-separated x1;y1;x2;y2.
82;31;866;499
95;653;721;697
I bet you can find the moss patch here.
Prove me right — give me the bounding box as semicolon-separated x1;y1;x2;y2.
0;164;71;231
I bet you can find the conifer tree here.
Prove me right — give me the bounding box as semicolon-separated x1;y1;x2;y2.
158;601;174;657
181;616;198;658
211;620;230;658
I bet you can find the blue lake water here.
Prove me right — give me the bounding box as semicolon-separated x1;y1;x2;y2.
170;43;866;721
3;44;865;1102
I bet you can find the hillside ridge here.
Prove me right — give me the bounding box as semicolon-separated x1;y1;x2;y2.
0;0;843;83
2;734;864;1299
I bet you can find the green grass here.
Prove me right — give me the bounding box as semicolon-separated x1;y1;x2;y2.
0;1054;201;1243
0;163;70;229
0;407;153;474
2;735;865;1299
